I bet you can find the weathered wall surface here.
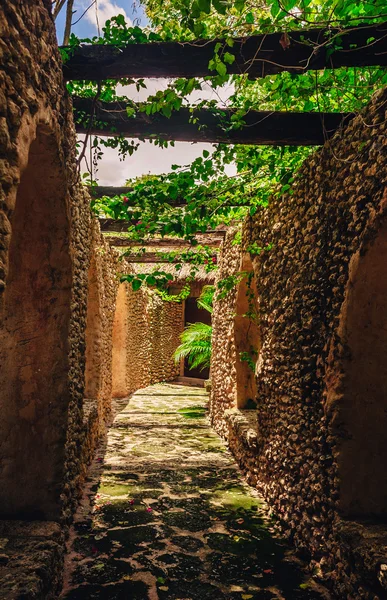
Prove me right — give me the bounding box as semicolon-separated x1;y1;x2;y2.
82;221;120;476
210;89;387;598
112;280;183;397
0;1;97;596
209;228;241;437
0;0;93;523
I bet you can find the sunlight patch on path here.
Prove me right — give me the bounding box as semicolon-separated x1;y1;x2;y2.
61;384;329;600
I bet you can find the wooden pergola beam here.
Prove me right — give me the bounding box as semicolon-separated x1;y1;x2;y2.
106;236;223;247
99;218;227;235
62;22;387;81
124;252;216;263
89;186;131;198
74;98;351;145
89;186;249;207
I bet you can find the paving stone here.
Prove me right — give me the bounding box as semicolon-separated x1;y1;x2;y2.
61;384;329;599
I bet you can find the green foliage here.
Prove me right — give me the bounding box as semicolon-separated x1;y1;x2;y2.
173;321;212;370
240;349;258;372
216;271;246;299
60;2;387;286
246;241;273;256
173;286;214;370
197;284;216;313
120;271;174;292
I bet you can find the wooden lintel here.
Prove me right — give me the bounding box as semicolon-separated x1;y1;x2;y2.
74;99;352;145
89;186;131;198
99;218;227;235
89;186;249;207
63;22;387;81
124;252;216;263
106;236;223;247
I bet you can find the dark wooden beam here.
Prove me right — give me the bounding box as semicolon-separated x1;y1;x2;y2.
99;218;227;235
89;186;249;207
90;186;131;198
124;252;216;263
63;22;387;81
106;236;223;247
75;98;351;145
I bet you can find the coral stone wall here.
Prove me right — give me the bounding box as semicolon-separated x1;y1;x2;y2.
0;0;93;521
209;227;243;437
210;89;387;598
82;220;120;473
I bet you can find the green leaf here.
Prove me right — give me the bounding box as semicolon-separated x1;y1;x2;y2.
282;0;298;10
223;52;235;65
245;12;254;23
212;0;228;15
198;0;211;13
132;279;142;291
216;61;227;76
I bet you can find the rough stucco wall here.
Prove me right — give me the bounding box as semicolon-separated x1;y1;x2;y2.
211;88;387;598
0;1;98;595
0;0;93;523
112;281;183;396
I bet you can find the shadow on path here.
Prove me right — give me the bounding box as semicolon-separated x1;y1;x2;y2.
61;384;330;600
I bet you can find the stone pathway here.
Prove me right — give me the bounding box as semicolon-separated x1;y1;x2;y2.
61;384;329;600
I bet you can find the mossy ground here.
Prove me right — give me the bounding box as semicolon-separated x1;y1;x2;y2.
61;384;329;600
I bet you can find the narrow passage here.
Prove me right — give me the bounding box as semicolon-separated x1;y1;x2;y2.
62;384;328;600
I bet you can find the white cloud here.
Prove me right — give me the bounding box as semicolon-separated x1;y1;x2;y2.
79;138;236;185
83;0;132;32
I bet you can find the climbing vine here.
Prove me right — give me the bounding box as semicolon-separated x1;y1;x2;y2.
58;0;386;293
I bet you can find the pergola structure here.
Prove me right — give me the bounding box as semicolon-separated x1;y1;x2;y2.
62;21;387;257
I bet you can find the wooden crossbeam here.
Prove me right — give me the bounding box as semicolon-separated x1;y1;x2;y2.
63;22;387;81
90;186;131;198
89;186;249;207
74;98;351;145
106;236;223;247
99;218;227;235
124;252;216;263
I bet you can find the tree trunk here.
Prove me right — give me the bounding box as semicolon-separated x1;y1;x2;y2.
62;0;74;45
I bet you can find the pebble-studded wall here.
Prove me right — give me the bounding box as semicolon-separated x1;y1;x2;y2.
210;88;387;598
0;0;93;522
209;228;241;438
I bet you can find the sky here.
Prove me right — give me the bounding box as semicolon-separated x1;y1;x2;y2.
55;1;235;185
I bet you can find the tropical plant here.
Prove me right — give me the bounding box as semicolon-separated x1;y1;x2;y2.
173;321;213;371
173;285;214;370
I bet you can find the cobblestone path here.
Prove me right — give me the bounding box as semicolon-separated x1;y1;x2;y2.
62;384;328;600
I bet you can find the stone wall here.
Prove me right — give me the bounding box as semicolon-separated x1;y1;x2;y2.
0;0;93;523
209;228;241;437
112;280;183;397
210;89;387;598
0;1;97;595
82;221;120;479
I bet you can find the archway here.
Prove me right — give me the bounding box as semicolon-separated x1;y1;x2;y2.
234;253;260;409
0;125;72;519
327;217;387;517
111;283;128;398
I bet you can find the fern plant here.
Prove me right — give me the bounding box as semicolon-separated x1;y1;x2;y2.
173;322;212;371
173;285;214;372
